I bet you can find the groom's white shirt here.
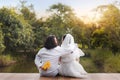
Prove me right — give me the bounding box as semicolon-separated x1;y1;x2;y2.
34;46;72;77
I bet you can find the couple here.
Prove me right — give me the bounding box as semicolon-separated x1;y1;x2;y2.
34;34;87;78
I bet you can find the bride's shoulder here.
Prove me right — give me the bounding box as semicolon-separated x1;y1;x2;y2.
55;46;62;49
54;46;65;51
75;43;78;47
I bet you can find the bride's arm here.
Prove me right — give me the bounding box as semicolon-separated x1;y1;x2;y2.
78;48;85;56
57;46;73;56
76;58;80;62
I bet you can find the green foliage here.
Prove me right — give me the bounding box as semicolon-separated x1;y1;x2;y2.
0;23;5;53
80;58;98;73
0;1;119;54
48;3;85;43
45;3;74;41
104;54;120;72
91;27;109;48
83;49;119;72
81;25;96;49
20;2;36;26
98;4;120;53
90;49;113;67
33;25;51;48
0;54;14;67
0;1;120;73
0;8;34;51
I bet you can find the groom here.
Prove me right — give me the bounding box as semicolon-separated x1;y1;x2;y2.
34;35;72;77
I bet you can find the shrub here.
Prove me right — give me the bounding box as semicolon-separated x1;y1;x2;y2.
104;54;120;72
90;49;113;67
82;49;94;57
0;23;5;53
80;58;98;73
0;55;15;67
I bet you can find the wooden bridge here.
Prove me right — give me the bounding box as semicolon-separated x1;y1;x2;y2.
0;73;120;80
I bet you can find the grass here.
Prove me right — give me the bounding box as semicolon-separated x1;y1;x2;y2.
104;55;120;72
80;58;98;73
81;48;120;73
0;54;15;67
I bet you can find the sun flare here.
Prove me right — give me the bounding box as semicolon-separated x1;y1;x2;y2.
79;11;101;24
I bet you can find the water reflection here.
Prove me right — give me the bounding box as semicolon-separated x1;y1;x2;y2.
0;59;38;73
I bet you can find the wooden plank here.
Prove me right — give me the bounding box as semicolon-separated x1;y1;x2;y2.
0;73;120;80
0;73;39;80
87;73;120;80
0;73;14;80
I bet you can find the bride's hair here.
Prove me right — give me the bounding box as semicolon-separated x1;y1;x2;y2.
44;35;58;49
62;34;66;40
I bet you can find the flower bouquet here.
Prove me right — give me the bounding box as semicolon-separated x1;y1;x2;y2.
41;61;51;71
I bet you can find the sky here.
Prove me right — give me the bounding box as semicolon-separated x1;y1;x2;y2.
0;0;119;19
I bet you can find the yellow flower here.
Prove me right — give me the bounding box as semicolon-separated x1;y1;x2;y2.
42;61;51;71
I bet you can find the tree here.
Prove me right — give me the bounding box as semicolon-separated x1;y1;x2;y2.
97;4;120;53
82;24;96;49
47;3;74;39
0;8;34;52
19;1;46;49
47;3;85;43
0;23;5;53
20;1;36;26
91;27;109;48
33;19;49;48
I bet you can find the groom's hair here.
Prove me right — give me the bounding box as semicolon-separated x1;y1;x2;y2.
44;35;58;49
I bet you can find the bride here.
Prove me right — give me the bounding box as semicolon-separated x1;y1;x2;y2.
58;34;87;78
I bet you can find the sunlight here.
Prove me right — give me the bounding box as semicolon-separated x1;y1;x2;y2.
79;10;102;24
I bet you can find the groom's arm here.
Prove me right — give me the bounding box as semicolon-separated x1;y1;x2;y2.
34;51;43;69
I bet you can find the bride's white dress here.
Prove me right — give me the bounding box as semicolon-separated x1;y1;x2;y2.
58;34;87;78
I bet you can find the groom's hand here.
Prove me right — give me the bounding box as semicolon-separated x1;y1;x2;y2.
39;66;48;71
39;66;44;70
39;66;43;70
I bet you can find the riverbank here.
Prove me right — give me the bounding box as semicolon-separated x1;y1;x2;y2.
81;49;120;73
0;54;16;67
0;52;38;73
0;49;120;73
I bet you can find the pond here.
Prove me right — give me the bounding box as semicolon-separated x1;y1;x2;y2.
0;59;38;73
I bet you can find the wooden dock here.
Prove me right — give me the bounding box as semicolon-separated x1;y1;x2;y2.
0;73;120;80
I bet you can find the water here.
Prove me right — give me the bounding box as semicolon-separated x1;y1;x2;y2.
0;59;38;73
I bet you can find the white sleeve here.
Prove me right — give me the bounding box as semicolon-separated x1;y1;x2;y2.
77;48;85;56
34;50;43;68
74;44;85;57
57;46;73;56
